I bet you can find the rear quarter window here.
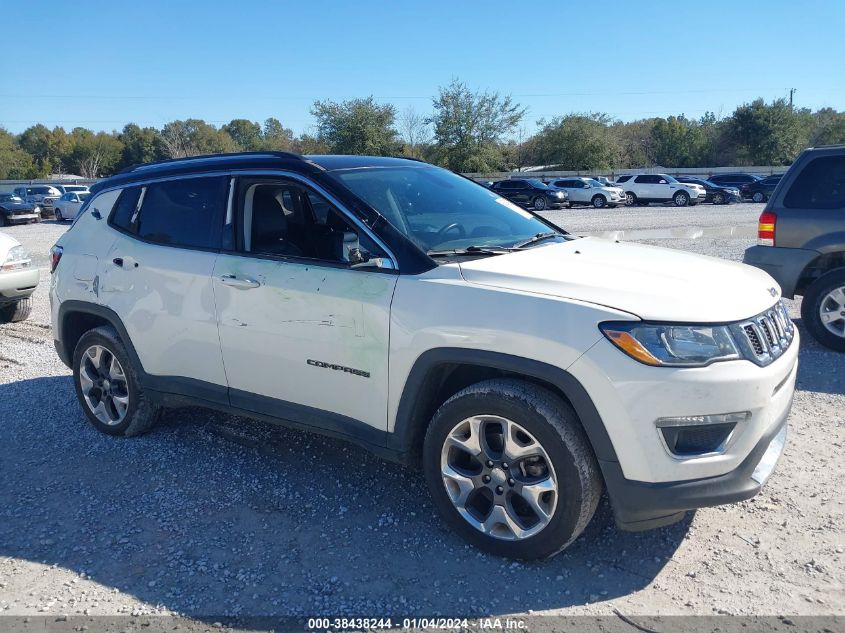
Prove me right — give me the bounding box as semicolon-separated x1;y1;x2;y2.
783;156;845;210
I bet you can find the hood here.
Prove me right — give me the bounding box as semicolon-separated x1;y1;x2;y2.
1;200;35;211
458;237;780;322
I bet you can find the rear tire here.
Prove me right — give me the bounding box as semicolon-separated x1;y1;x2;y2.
0;214;6;227
0;297;32;323
752;192;766;203
73;326;162;436
801;269;845;352
423;378;602;560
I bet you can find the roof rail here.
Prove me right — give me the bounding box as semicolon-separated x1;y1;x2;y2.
118;151;304;174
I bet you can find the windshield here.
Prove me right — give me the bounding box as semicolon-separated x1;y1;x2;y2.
332;165;563;253
65;186;88;192
662;175;679;184
30;186;54;194
0;194;21;202
527;179;548;189
586;179;604;187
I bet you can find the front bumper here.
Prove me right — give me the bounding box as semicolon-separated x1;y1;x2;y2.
2;212;39;224
604;402;791;531
743;245;819;298
0;266;40;303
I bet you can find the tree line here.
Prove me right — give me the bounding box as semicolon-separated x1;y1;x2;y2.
2;79;844;179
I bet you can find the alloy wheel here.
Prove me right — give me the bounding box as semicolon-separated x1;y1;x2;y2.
819;286;845;338
534;197;547;211
625;193;635;206
440;415;558;541
592;196;606;208
713;193;724;205
674;193;688;206
79;345;130;425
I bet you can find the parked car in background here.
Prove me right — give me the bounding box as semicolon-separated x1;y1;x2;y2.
12;184;60;217
54;191;91;221
742;175;784;203
50;152;796;559
676;176;741;205
591;176;616;188
547;177;625;208
708;173;762;191
0;193;41;226
617;174;706;207
490;178;568;210
744;145;845;352
0;231;38;323
52;184;91;195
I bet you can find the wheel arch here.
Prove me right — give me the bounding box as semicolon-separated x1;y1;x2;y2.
795;251;845;296
393;348;619;468
56;300;144;374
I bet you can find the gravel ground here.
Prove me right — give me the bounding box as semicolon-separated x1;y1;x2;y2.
0;205;842;625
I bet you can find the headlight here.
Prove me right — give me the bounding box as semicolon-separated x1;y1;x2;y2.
1;245;31;272
600;321;741;367
555;191;565;199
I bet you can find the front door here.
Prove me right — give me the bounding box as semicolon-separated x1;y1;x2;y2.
213;177;397;433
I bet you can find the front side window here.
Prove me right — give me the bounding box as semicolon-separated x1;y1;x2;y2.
784;156;845;210
135;177;227;249
635;175;656;184
241;180;383;264
331;165;561;253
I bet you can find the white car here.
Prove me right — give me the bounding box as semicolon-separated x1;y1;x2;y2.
50;153;797;559
0;232;38;322
52;184;91;196
547;177;626;208
54;191;91;222
616;174;707;207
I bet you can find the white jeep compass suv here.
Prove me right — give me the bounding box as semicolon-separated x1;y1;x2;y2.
617;173;707;207
50;152;797;559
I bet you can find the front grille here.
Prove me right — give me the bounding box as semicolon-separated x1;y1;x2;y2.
732;301;794;366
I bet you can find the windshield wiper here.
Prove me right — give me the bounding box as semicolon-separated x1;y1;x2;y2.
427;245;514;257
512;232;562;249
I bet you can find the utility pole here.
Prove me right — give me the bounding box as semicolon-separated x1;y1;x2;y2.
789;88;797;109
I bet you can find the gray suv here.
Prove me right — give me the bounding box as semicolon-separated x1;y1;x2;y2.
744;145;845;352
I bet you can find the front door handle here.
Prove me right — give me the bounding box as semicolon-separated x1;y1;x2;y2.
219;274;260;289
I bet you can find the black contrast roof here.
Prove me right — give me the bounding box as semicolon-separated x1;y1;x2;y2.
92;152;431;194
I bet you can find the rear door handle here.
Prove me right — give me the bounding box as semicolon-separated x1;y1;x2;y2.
219;274;260;289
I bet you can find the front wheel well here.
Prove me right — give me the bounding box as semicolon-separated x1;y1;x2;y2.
795;252;845;296
399;361;593;466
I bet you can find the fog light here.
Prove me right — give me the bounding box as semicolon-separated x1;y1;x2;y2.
656;412;749;457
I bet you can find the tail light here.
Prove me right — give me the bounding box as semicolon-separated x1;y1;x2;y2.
50;245;63;273
757;211;776;246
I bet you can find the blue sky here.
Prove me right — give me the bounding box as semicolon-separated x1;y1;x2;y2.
2;0;843;137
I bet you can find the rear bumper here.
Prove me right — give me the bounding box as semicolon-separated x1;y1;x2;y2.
743;245;819;298
605;401;791;531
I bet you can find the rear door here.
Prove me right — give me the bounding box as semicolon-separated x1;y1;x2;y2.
99;176;229;398
212;176;397;432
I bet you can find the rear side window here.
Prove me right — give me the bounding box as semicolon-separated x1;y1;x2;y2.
784;156;845;210
136;177;228;249
110;187;143;232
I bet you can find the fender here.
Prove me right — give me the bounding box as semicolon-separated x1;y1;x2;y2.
392;348;620;465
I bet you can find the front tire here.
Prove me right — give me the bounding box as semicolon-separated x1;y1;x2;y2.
55;208;63;222
73;326;161;436
591;194;607;209
533;196;547;211
801;269;845;352
423;379;602;560
752;192;766;203
0;297;32;323
712;193;725;205
673;191;689;207
625;192;636;206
